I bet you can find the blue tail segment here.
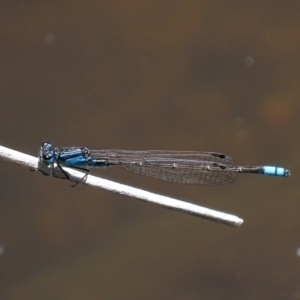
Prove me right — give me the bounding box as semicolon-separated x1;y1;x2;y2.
262;166;291;177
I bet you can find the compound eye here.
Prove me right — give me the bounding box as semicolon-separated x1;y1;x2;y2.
42;142;51;148
82;147;89;157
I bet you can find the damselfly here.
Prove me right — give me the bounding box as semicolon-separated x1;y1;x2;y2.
38;142;291;185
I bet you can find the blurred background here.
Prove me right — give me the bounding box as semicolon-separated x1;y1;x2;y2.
0;1;299;299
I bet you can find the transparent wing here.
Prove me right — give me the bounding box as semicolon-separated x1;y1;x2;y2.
90;150;236;185
123;162;236;185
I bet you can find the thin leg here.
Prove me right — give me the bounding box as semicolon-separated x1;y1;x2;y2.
70;167;90;187
55;163;90;187
56;162;71;180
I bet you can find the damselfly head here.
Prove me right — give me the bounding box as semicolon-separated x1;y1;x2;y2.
39;142;56;165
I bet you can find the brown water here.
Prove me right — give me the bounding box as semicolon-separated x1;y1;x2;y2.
0;1;299;299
